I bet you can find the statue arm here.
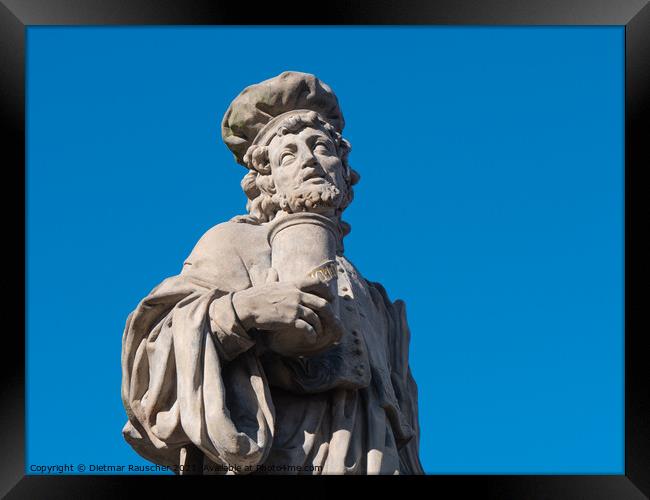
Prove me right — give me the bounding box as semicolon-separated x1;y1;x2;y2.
176;222;259;362
121;238;274;472
206;290;256;361
366;280;425;474
393;299;425;475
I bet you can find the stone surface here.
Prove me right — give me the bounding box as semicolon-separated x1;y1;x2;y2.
121;71;424;475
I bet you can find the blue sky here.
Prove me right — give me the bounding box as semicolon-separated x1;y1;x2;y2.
26;26;623;474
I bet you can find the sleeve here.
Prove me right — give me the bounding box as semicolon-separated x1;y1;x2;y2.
392;299;425;475
208;291;255;361
120;273;275;472
367;280;425;475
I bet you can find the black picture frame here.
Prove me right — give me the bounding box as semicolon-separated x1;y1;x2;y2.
3;1;648;498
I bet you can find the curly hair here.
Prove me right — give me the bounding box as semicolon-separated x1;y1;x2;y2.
236;111;360;235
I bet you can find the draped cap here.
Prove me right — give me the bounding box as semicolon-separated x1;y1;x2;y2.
221;71;345;168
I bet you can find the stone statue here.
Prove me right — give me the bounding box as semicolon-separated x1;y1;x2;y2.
121;71;424;475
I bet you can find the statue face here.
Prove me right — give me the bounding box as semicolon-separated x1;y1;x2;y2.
267;125;346;215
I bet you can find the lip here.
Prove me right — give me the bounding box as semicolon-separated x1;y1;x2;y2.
302;171;328;182
303;177;327;184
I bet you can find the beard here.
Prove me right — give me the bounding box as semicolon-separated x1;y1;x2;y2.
275;179;343;214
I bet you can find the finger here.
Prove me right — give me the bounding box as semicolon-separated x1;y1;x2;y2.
297;278;335;302
294;319;317;345
298;294;343;342
297;291;328;311
297;305;322;336
266;267;279;283
299;293;337;324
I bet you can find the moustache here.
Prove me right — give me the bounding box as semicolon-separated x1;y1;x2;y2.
293;173;332;189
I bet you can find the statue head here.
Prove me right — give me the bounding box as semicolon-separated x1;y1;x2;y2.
221;72;360;227
241;110;360;221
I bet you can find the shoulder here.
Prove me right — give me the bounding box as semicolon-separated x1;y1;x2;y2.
181;219;269;288
188;221;241;256
188;220;267;259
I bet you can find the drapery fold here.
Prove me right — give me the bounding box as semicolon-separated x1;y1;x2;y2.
121;229;423;474
121;274;275;470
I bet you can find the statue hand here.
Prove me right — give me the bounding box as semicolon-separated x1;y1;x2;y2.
231;268;343;357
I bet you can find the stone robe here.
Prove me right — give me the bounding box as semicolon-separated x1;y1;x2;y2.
121;218;423;474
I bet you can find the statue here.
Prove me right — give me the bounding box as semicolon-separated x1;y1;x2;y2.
121;71;424;475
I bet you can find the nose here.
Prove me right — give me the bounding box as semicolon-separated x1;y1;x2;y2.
298;149;317;169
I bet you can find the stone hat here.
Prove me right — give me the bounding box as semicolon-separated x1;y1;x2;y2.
221;71;345;168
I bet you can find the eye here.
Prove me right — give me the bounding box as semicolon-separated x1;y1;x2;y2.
280;151;295;165
314;141;333;155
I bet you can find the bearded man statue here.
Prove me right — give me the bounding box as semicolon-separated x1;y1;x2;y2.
121;71;424;475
